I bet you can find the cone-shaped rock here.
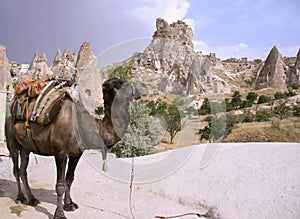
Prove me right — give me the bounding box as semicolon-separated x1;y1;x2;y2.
255;46;287;91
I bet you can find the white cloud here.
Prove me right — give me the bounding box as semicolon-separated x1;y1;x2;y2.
194;40;300;60
194;40;264;60
136;0;195;30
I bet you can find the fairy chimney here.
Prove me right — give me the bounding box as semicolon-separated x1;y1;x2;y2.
0;45;12;90
255;46;287;91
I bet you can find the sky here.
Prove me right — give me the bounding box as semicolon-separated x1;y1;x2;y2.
0;0;299;64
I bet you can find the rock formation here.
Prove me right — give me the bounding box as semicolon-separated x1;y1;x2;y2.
75;42;102;112
286;48;300;85
153;18;194;48
21;53;53;80
51;47;77;80
130;18;229;95
0;45;12;91
255;46;287;91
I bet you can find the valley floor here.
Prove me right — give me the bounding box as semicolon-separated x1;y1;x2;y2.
1;142;299;219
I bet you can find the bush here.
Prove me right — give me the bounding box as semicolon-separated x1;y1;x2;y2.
293;106;300;117
95;106;104;116
246;92;258;103
241;110;255;123
256;110;272;122
111;100;164;157
257;95;272;104
274;92;286;100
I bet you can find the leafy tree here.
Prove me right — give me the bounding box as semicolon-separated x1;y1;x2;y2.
147;100;182;144
257;95;272;104
273;102;291;120
198;97;211;115
231;91;242;109
246;92;258;103
165;104;182;144
241;110;255;123
197;114;231;142
274;92;286;100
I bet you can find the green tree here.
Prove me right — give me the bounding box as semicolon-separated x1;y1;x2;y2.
246;92;258;103
274;102;291;120
231;91;242;109
165;104;182;144
198;97;211;115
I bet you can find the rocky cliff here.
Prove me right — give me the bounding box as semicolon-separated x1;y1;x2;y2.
286;48;300;85
130;18;229;95
0;45;12;91
255;46;287;91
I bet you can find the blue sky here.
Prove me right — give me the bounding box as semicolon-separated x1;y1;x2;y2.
0;0;299;63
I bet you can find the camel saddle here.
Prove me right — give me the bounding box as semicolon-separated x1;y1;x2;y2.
11;79;69;126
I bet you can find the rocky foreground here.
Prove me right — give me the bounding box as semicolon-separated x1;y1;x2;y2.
0;142;299;219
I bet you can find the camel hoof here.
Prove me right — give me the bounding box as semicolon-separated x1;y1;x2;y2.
53;209;67;219
15;194;27;204
27;197;40;206
64;202;79;211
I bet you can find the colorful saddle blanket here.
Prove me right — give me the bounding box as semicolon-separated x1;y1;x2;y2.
11;79;69;126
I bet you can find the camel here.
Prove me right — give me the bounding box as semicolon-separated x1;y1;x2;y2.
5;77;139;219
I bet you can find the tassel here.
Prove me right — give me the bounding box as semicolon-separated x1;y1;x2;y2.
102;160;108;172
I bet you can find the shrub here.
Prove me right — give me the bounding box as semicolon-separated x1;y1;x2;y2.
257;95;272;104
274;92;286;100
111;100;164;157
256;110;272;122
95;106;104;116
293;106;300;117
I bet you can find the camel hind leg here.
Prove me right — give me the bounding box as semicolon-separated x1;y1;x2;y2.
10;149;27;204
19;149;40;206
5;117;26;204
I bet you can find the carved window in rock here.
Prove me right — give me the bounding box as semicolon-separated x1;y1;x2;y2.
85;89;91;97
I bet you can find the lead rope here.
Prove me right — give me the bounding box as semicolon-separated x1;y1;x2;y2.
129;81;136;219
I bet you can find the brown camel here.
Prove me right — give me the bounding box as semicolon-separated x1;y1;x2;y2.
5;78;139;219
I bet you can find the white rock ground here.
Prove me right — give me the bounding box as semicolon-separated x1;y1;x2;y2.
0;142;299;219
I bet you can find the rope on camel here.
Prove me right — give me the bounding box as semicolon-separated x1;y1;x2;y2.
155;212;210;218
129;81;136;219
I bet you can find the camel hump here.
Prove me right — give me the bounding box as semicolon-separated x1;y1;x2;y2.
10;79;72;126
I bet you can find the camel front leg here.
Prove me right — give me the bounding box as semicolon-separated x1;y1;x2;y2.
54;153;67;219
63;153;82;211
